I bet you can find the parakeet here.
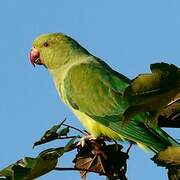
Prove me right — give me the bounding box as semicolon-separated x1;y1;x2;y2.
29;33;179;153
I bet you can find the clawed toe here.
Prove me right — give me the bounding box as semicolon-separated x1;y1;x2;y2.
77;135;96;147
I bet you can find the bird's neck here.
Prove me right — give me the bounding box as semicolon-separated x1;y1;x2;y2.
49;51;92;87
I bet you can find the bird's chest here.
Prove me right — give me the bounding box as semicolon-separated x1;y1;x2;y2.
50;65;71;105
55;77;69;106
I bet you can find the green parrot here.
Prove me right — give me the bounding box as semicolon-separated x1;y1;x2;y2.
30;33;179;153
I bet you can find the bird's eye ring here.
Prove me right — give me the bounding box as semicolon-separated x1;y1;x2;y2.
43;42;49;47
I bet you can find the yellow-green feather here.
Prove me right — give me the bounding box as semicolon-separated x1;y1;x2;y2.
50;57;123;139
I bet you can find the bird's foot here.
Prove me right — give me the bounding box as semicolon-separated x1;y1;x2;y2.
77;135;96;147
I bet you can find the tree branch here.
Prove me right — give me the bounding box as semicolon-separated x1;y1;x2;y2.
63;123;87;135
54;167;108;177
158;115;180;128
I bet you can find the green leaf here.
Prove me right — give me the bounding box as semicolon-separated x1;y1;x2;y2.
152;146;180;167
33;119;66;147
0;149;60;180
58;127;70;137
0;138;78;180
64;137;78;151
123;63;180;126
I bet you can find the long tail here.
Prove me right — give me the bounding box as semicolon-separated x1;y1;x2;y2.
109;120;179;153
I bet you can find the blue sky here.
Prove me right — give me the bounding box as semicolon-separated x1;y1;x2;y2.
0;0;179;179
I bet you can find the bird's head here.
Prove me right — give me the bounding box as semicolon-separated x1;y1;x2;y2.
30;33;86;69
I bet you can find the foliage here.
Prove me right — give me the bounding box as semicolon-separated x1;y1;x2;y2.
152;147;180;180
123;63;180;127
1;118;179;179
0;120;130;180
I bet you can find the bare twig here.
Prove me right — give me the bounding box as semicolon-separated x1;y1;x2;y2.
63;123;87;135
58;136;80;140
126;142;133;154
54;167;108;178
158;115;180;128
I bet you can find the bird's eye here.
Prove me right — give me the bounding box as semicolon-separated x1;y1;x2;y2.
43;42;49;47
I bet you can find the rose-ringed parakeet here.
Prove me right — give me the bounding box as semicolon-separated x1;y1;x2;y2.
29;33;179;153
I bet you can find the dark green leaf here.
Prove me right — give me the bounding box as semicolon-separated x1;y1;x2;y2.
33;119;66;147
0;149;59;180
152;146;180;167
0;138;78;180
58;127;70;137
123;63;180;126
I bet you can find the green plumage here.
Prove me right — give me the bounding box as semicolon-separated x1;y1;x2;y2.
31;33;179;153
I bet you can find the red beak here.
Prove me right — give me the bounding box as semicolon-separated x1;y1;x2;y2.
29;47;42;66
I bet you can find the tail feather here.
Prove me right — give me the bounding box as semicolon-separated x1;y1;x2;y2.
91;114;179;153
109;120;179;153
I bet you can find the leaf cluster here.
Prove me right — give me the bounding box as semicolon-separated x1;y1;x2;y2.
0;120;129;180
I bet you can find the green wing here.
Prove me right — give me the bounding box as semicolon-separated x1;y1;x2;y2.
64;59;129;117
63;58;178;152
